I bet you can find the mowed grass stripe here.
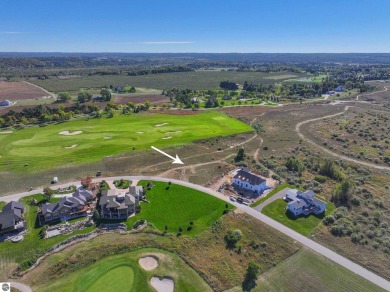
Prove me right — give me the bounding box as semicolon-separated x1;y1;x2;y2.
0;111;252;172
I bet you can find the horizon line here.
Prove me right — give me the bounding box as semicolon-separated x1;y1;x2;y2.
1;51;390;54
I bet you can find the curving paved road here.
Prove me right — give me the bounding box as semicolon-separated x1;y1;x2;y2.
9;282;32;292
2;175;390;290
296;106;390;172
356;85;389;101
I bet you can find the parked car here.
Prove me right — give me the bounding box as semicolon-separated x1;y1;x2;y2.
229;196;236;202
96;171;102;177
51;177;58;184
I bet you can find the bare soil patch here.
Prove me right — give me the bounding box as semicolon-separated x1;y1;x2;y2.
58;131;82;136
65;144;78;149
155;123;169;127
0;81;50;101
162;136;172;140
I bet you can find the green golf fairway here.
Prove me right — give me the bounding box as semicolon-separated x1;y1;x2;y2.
0;111;252;173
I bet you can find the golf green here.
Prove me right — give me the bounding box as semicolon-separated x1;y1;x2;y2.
0;111;252;172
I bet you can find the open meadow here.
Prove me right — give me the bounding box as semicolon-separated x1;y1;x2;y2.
29;71;303;91
0;111;252;173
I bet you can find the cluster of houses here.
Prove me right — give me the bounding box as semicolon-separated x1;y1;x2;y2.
0;183;144;239
39;185;144;225
232;168;327;217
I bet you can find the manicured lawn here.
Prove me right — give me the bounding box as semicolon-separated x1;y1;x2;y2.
262;198;335;236
0;111;252;173
251;183;299;207
0;194;95;270
253;248;384;292
34;248;212;292
132;181;233;235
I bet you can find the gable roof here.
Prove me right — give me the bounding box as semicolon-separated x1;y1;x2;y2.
129;186;143;197
2;201;25;212
234;169;266;186
0;212;16;229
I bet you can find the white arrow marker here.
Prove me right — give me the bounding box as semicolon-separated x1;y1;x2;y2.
151;146;184;164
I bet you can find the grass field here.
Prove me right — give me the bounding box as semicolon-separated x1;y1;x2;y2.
262;198;335;236
29;71;302;91
33;248;212;292
118;181;233;235
284;74;327;83
251;248;384;292
0;111;252;173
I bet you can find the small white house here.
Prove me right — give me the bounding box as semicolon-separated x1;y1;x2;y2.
233;169;268;194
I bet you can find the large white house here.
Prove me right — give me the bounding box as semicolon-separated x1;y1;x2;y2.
233;169;268;194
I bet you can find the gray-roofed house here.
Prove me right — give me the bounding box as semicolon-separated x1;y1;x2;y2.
99;186;143;219
39;187;94;224
0;201;25;234
286;189;327;216
233;169;268;194
0;100;11;106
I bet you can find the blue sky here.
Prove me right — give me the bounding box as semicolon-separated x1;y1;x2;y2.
1;0;390;53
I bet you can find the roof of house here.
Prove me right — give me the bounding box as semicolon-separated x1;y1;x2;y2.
0;212;16;229
129;186;143;197
100;190;137;210
288;199;307;209
0;201;25;229
41;188;92;216
234;169;266;186
2;201;25;212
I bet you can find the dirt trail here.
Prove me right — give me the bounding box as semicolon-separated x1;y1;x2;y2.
296;105;390;171
22;81;57;98
356;85;389;100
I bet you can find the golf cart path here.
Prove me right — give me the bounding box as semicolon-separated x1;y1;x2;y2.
2;176;389;290
296;105;390;171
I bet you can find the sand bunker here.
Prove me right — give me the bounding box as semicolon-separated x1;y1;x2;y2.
0;131;13;134
165;131;182;134
162;136;172;140
65;144;78;149
136;131;144;134
155;123;169;127
59;130;82;136
139;256;158;271
104;136;112;139
150;277;174;292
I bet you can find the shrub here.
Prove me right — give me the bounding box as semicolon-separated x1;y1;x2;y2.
224;229;242;248
323;215;335;225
